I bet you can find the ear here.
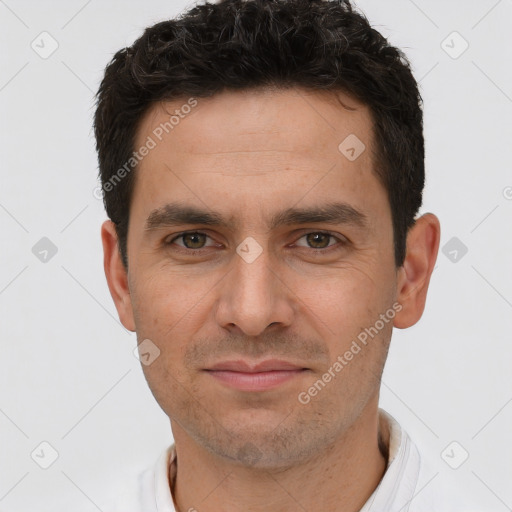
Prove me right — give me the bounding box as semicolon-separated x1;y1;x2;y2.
393;213;440;329
101;220;136;332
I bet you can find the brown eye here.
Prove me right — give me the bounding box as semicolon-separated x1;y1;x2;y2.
181;232;207;249
168;232;213;250
305;233;332;249
295;232;342;250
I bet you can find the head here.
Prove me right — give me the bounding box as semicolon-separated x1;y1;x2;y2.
97;0;440;468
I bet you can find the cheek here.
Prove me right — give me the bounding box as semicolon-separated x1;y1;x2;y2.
293;266;395;359
131;271;213;362
295;265;381;319
133;268;198;322
132;275;195;399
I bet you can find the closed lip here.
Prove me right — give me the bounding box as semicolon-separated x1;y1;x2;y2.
205;359;307;373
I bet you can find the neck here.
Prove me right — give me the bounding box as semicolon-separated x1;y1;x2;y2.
170;402;389;512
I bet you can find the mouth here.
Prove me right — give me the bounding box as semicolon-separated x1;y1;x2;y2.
204;359;309;392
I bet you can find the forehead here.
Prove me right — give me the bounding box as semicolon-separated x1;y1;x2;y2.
135;87;374;165
130;87;385;231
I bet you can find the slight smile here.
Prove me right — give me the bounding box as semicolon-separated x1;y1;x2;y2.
204;359;310;392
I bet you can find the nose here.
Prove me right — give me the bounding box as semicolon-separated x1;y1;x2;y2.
214;243;295;337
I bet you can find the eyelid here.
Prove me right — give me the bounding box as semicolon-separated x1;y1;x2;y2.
166;230;219;248
166;229;348;251
291;230;347;248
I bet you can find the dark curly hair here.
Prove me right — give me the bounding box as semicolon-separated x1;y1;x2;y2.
94;0;424;269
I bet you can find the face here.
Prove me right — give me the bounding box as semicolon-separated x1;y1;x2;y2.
106;87;410;468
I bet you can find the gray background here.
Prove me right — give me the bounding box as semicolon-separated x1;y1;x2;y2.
1;0;511;510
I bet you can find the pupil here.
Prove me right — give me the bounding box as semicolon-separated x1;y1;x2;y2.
308;233;329;248
185;233;204;248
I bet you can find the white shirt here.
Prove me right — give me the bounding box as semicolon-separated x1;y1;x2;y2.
97;408;476;512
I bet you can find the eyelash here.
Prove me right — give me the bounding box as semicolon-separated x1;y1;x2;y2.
165;230;347;255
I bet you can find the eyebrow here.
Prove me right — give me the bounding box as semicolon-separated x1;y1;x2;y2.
144;201;368;233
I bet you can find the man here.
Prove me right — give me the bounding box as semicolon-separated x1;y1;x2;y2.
94;0;471;510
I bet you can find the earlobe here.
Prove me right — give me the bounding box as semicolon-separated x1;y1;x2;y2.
393;213;440;329
101;220;136;332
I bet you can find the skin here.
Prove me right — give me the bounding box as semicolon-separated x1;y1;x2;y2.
101;87;440;512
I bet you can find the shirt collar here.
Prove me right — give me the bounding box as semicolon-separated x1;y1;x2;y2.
155;408;420;512
360;409;421;511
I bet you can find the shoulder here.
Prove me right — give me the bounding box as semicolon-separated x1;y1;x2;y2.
374;409;480;512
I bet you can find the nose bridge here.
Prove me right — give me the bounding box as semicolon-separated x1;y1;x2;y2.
235;240;274;303
215;237;294;335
